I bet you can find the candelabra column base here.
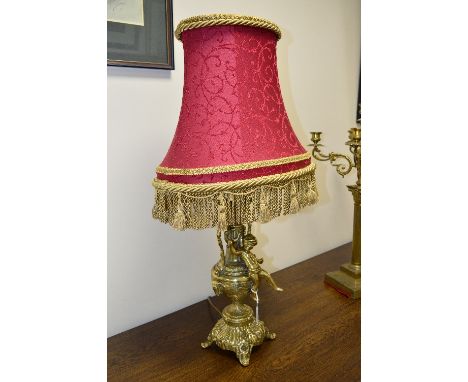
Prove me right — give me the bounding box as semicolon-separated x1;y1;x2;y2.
324;263;361;299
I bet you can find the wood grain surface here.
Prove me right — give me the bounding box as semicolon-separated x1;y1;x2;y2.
108;243;360;381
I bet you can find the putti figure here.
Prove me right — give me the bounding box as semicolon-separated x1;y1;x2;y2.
228;234;283;294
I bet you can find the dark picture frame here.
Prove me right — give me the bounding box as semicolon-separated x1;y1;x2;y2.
107;0;174;69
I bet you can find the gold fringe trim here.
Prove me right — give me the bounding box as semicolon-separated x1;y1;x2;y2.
152;164;318;230
157;152;311;176
175;14;282;41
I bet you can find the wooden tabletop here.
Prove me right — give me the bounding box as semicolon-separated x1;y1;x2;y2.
108;243;360;381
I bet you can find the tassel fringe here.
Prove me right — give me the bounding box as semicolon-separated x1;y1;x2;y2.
152;167;318;231
172;196;186;230
289;183;300;214
217;194;228;231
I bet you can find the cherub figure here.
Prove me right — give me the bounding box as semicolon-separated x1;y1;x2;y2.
228;233;283;293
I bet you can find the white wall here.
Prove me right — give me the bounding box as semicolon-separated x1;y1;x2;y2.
108;0;361;337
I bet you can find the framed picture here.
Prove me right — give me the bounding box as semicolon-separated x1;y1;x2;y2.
107;0;174;69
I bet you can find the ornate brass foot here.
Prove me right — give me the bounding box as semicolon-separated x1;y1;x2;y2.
201;305;275;366
265;328;276;340
237;347;251;367
200;334;213;349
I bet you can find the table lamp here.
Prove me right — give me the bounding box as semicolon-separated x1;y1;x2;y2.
152;14;318;366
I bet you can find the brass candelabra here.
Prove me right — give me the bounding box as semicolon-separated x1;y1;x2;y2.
310;127;361;299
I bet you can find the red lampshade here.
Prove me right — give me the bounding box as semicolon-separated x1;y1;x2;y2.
153;15;317;230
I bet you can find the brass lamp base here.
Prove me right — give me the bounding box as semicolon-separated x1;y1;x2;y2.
201;304;275;366
202;224;282;366
324;263;361;299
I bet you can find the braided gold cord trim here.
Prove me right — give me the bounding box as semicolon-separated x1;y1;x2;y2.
153;164;315;193
175;14;282;41
157;153;311;176
152;164;318;230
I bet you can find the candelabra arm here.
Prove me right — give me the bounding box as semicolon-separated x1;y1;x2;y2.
311;145;354;178
311;146;331;162
328;152;354;178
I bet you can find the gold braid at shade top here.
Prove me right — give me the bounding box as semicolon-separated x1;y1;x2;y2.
175;14;282;41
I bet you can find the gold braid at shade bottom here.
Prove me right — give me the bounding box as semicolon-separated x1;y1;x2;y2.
152;164;318;230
